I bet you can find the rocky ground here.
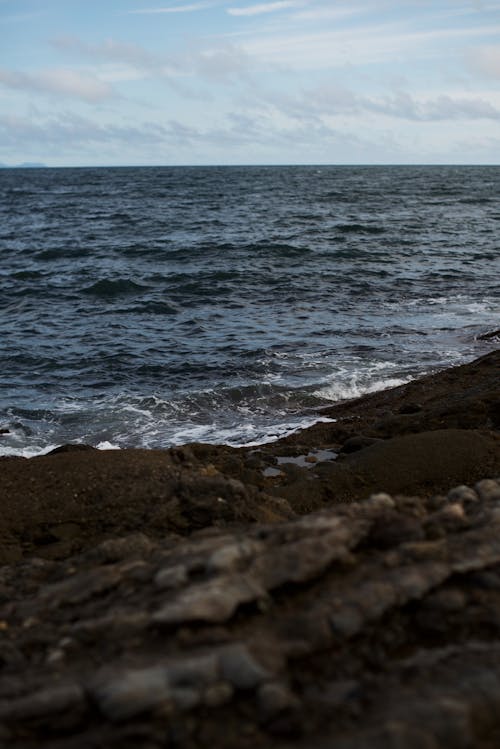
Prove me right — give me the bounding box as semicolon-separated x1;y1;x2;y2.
0;349;499;748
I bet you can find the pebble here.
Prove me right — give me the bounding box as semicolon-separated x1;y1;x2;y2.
218;644;271;690
92;667;170;722
257;682;297;719
366;493;396;509
203;682;234;708
171;686;200;712
423;588;467;612
154;565;188;590
475;479;500;502
165;653;219;688
0;683;85;722
447;485;479;504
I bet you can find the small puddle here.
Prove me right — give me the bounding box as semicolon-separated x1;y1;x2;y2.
263;449;337;477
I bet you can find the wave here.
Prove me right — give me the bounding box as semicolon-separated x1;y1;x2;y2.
335;223;386;235
82;279;149;298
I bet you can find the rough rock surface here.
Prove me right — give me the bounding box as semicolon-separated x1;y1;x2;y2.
0;349;499;748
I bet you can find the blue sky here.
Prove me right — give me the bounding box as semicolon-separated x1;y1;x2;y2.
1;0;499;165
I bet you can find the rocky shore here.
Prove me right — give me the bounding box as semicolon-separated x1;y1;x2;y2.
0;349;499;748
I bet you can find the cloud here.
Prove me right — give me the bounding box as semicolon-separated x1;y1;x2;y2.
52;36;165;69
53;34;254;90
227;1;299;17
235;18;500;71
0;11;44;23
275;83;500;122
127;2;213;14
468;45;500;79
0;68;115;102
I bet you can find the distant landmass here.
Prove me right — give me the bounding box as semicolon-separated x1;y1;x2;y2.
0;162;47;168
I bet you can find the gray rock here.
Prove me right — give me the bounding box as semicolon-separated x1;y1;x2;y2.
0;683;85;722
92;667;170;722
152;575;266;625
257;682;298;719
154;564;188;590
447;485;479;504
219;644;271;690
203;682;234;707
475;479;500;502
165;653;219;688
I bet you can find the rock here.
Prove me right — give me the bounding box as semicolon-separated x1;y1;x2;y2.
257;682;298;720
366;492;396;509
447;485;479;504
0;683;85;722
92;667;170;722
152;575;266;625
477;329;500;342
218;644;271;690
203;682;234;707
154;564;188;590
475;478;500;502
46;443;97;455
340;435;382;454
368;511;425;549
0;351;499;748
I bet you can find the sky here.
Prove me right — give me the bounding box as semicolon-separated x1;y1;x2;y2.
1;0;500;165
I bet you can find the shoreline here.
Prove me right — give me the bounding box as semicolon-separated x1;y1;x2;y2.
0;348;499;748
1;349;499;563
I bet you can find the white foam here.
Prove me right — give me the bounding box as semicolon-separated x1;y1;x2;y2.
0;443;59;458
96;441;121;451
315;376;411;403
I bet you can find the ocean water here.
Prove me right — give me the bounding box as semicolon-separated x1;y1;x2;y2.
1;165;499;457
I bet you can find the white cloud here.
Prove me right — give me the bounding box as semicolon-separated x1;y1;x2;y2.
128;2;213;14
468;45;500;79
0;68;115;102
237;22;500;71
227;1;299;17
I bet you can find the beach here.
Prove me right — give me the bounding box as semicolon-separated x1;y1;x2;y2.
0;348;499;747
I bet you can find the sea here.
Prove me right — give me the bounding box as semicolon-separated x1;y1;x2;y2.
1;165;499;457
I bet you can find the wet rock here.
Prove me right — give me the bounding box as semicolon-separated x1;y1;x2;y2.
477;329;500;342
398;402;423;414
46;443;97;455
340;435;382;453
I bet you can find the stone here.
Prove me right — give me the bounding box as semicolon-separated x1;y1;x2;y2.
475;479;500;502
152;575;266;625
366;492;396;509
92;667;170;722
0;683;85;722
218;644;271;690
340;436;382;454
447;485;479;504
257;682;298;719
203;682;234;707
165;654;219;688
154;564;188;590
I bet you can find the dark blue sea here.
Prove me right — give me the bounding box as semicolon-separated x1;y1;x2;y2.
1;165;499;457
